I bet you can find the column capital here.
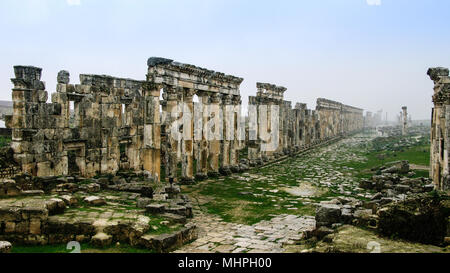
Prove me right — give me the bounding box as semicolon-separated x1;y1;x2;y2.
164;85;178;101
223;94;233;105
183;88;196;101
232;95;242;105
210;93;222;104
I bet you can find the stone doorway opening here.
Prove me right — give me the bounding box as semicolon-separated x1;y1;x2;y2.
64;142;86;177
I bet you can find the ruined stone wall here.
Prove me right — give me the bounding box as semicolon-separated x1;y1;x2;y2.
248;85;363;166
316;99;343;139
316;99;363;139
5;59;363;183
428;67;450;191
5;66;157;179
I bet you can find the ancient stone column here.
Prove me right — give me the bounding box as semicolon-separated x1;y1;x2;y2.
164;85;179;181
230;95;242;171
181;88;195;183
160;92;169;181
428;67;450;190
248;96;261;167
8;66;46;176
196;91;209;179
402;106;408;136
142;82;162;181
220;94;233;175
207;92;221;177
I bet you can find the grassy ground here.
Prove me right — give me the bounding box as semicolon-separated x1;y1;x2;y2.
185;174;317;225
0;136;11;148
183;130;431;225
284;225;448;253
345;133;430;180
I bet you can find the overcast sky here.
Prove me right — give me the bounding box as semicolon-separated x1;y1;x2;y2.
1;0;449;120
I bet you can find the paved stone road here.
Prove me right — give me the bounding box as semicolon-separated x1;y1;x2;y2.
174;134;377;253
173;207;315;253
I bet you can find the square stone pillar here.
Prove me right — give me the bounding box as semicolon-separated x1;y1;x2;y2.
164;86;179;181
207;93;221;177
196;91;209;179
428;67;450;190
402;106;408;136
230;95;242;171
220;94;233;175
181;89;195;183
248;96;261;166
142;82;161;182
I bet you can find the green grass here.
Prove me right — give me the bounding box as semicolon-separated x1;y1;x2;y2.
185;169;318;225
343;134;430;180
146;215;184;235
0;136;11;147
183;130;431;225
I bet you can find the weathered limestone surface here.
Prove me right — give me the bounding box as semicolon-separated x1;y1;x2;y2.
248;84;364;166
402;106;408;135
428;67;450;191
5;66;161;180
5;58;364;185
146;57;244;183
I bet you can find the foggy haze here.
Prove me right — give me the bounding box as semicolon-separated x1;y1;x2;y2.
1;0;449;120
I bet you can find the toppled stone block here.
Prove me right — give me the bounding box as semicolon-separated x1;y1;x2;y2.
146;204;166;215
353;209;374;227
0;241;12;253
45;198;66;215
316;204;341;227
21;190;44;196
377;193;450;245
371;192;383;200
166;205;188;217
423;184;435;192
162;213;187;224
0;179;21;197
395;184;411;194
141;186;154;198
55;183;79;193
312;226;334;240
359;179;373;190
79;183;101;193
136;197;153;208
381;161;410;175
84;196;106;206
340;208;354;224
60;195;78;206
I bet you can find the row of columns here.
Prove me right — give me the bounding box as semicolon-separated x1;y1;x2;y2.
162;85;242;183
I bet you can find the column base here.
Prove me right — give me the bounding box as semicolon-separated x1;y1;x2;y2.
195;173;208;181
207;171;220;178
219;166;232;176
179;177;196;185
230;165;241;173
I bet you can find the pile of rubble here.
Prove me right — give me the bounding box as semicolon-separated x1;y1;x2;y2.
305;161;449;246
0;172;197;252
359;161;434;201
